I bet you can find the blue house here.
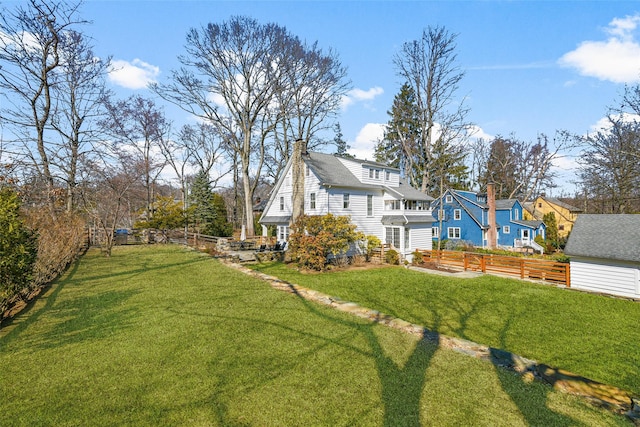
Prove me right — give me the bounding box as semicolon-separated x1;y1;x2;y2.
431;189;546;251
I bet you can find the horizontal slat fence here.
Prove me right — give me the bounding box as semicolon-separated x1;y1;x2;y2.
416;250;570;287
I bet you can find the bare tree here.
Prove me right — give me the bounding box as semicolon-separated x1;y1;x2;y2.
479;133;572;201
50;30;111;213
394;26;471;194
0;0;86;213
267;41;350;181
159;123;231;233
576;116;640;213
81;150;144;256
101;95;169;220
153;16;348;236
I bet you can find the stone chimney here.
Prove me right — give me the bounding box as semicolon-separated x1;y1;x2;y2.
291;139;307;226
486;183;497;249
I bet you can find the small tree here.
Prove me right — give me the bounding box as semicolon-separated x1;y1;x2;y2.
135;195;189;241
0;188;38;315
542;212;559;249
288;214;364;270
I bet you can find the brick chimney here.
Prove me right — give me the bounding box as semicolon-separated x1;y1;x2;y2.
291;139;307;226
486;183;497;249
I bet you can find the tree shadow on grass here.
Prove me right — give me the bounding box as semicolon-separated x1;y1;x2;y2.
286;286;439;426
490;310;575;426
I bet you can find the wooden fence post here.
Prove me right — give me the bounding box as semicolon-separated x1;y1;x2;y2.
565;264;571;288
520;258;525;279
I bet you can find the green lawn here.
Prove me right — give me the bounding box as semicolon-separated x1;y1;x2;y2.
0;245;630;426
251;262;640;397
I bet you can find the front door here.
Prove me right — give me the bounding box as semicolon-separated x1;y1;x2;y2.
521;229;530;243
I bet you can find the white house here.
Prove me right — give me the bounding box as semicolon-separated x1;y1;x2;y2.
259;141;435;260
564;214;640;299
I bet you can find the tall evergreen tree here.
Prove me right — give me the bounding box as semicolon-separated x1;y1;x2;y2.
189;169;232;237
375;83;421;186
333;123;352;157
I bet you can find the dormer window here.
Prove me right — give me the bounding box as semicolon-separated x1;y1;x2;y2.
445;195;453;203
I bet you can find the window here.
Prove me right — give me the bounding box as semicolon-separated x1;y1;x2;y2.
343;193;350;209
454;209;461;220
385;171;390;180
375;169;380;179
306;165;310;176
447;227;461;239
432;227;439;237
367;195;373;216
386;200;401;210
503;225;510;234
310;193;316;209
385;227;400;248
404;228;410;250
369;168;374;178
538;202;542;208
559;224;565;231
278;226;289;242
445;195;453;203
514;209;519;220
279;196;284;211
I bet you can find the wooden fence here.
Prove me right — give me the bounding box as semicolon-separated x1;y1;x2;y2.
415;250;570;287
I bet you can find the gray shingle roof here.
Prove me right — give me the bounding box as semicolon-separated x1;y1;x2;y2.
564;214;640;262
305;152;366;188
495;199;518;210
544;197;583;213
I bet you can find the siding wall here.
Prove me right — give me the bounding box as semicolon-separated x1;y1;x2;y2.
570;257;640;299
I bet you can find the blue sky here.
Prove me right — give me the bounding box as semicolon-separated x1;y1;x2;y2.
23;1;640;194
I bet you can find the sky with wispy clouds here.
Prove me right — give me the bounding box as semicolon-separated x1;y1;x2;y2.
20;0;640;194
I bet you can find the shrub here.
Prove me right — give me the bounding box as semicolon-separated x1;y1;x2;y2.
288;214;364;271
0;188;37;316
362;235;381;261
385;249;399;265
24;209;87;288
411;250;424;265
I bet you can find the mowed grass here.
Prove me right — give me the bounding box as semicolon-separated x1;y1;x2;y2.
0;246;629;426
251;262;640;397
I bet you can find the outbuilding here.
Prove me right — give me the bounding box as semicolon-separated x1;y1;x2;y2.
564;214;640;299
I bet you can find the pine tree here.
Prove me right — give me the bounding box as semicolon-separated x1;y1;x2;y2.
189;169;232;237
375;83;421;186
333;123;352;158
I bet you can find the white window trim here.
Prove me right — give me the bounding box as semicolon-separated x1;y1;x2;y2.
503;225;510;234
343;193;350;209
367;194;373;217
310;192;316;210
447;227;461;239
445;195;453;203
432;227;439;237
454;209;461;220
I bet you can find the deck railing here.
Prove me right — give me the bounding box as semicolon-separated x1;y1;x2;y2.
415;249;570;287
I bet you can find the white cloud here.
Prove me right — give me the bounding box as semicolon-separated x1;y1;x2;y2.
348;122;386;160
341;86;384;109
589;112;640;133
108;58;160;89
559;14;640;83
466;125;493;142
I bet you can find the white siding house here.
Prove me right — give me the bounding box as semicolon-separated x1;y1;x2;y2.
564;214;640;299
259;145;435;260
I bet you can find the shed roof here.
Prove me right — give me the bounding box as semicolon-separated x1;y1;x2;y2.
564;214;640;262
